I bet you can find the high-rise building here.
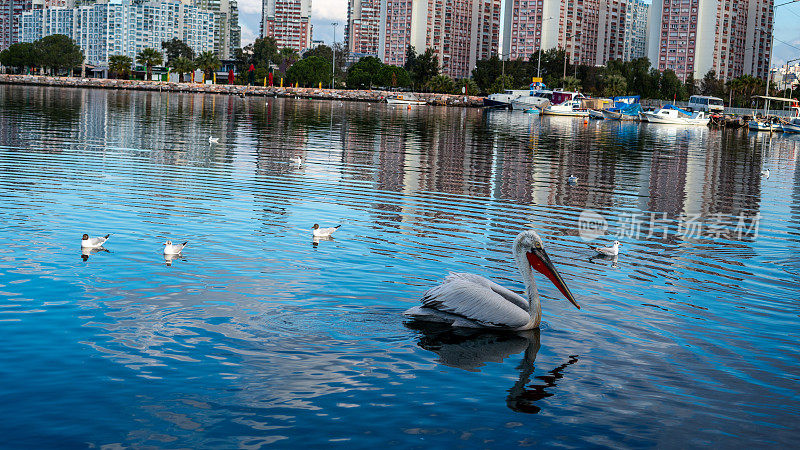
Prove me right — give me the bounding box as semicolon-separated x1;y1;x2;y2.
197;0;241;60
20;0;216;66
1;0;34;51
377;0;501;79
646;0;773;82
502;0;626;66
261;0;312;53
623;0;648;61
345;0;381;62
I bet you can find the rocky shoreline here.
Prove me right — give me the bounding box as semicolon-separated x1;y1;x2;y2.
0;74;485;107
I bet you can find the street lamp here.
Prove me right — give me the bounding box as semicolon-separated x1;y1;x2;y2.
784;58;800;97
331;22;338;89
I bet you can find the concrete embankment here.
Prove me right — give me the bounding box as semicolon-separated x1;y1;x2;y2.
0;74;484;107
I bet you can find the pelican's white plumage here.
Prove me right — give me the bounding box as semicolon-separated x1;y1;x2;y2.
163;240;188;255
312;224;340;237
590;240;621;256
405;229;580;330
81;233;110;248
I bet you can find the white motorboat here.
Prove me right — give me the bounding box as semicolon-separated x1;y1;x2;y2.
641;105;710;126
386;93;426;105
542;99;589;117
511;90;553;111
484;89;531;108
588;109;606;120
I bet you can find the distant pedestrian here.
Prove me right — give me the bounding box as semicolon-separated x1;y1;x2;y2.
248;64;255;86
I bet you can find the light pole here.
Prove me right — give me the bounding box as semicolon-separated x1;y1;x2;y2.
784;58;800;97
331;22;338;89
536;17;554;79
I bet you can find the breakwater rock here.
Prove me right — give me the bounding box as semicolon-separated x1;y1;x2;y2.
0;74;485;107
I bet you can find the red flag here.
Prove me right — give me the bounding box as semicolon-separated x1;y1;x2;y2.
268;72;274;87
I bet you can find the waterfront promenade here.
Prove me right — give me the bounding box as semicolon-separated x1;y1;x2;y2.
0;74;484;107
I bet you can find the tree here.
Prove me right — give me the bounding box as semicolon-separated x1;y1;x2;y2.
0;42;38;73
108;54;133;79
346;56;383;89
161;38;194;64
286;55;330;87
170;56;194;82
409;47;439;90
561;76;582;92
195;50;220;81
603;74;628;97
278;47;300;74
700;70;725;98
136;47;163;80
457;78;480;96
35;34;83;75
489;74;514;94
304;45;333;62
684;73;697;99
404;45;417;73
659;69;684;100
376;65;411;88
472;55;504;94
426;74;455;93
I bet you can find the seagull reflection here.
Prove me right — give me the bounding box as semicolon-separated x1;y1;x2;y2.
406;322;579;414
312;235;334;248
163;253;186;266
81;246;109;261
589;254;619;269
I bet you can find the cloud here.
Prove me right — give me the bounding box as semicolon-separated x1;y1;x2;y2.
240;23;258;46
313;0;348;21
238;0;261;15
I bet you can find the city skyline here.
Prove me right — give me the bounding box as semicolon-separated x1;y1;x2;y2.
235;0;800;68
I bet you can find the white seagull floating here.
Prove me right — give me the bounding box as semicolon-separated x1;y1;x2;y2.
291;156;303;166
209;136;219;144
761;169;770;178
81;233;110;249
312;224;340;237
405;229;580;330
163;240;188;255
590;240;621;256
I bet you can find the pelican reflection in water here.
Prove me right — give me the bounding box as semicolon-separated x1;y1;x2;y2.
407;322;579;414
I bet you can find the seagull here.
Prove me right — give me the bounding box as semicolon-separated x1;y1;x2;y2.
405;229;580;330
81;233;110;249
312;224;340;237
590;240;621;256
209;136;219;144
291;156;303;166
761;169;770;178
567;175;578;184
163;240;188;255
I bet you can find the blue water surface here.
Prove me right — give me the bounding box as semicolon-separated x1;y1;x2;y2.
0;85;798;448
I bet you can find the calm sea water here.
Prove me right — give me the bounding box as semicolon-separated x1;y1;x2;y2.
1;85;798;448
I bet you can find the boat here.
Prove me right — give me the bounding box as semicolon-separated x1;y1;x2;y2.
641;105;710;126
781;118;800;133
386;93;426;105
541;91;588;117
484;89;532;108
510;82;553;111
523;108;541;114
748;119;782;132
602;104;642;121
588;109;606;120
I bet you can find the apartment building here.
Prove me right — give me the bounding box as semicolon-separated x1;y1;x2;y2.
261;0;312;52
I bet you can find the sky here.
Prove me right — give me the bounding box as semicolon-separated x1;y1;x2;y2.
237;0;800;68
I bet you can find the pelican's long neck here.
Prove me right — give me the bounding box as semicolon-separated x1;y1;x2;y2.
514;246;542;327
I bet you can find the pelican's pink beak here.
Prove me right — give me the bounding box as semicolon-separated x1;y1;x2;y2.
527;248;580;309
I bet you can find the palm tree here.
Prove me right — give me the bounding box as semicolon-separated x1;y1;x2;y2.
603;74;628;97
136;47;163;80
170;56;194;83
108;54;133;79
195;50;220;82
562;76;582;92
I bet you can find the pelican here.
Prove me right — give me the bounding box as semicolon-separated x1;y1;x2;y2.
209;136;219;144
761;169;770;178
163;240;188;255
81;233;110;249
312;224;340;237
590;240;621;256
405;229;580;330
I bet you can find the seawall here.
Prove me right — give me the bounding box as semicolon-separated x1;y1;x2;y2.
0;74;484;107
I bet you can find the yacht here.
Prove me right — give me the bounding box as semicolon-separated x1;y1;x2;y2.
484;89;532;108
385;93;427;105
541;91;587;117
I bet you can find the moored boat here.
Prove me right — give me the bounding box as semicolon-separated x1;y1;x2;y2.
748;119;781;132
780;118;800;133
641;105;709;126
484;89;532;108
386;93;427;105
542;99;589;117
588;109;605;120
